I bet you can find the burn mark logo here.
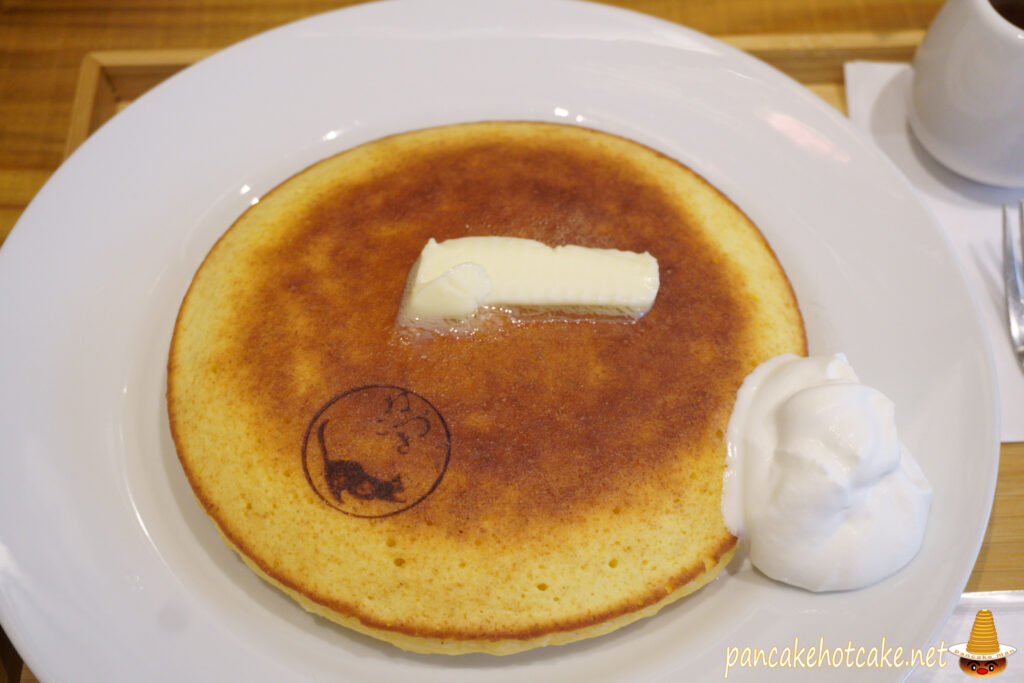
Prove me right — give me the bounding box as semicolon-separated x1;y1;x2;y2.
303;385;450;518
318;421;406;503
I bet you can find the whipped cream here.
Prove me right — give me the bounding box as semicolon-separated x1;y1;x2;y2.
722;353;932;592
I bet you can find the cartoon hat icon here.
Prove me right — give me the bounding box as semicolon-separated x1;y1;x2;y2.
949;610;1016;661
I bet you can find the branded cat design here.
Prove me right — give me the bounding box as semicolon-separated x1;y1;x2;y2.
318;420;405;503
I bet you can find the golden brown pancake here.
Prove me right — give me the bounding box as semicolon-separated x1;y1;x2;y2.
167;121;806;654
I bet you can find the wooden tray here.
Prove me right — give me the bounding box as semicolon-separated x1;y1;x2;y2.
8;28;1021;683
64;31;925;156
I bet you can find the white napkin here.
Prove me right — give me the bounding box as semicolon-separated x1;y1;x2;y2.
906;591;1024;681
844;61;1024;442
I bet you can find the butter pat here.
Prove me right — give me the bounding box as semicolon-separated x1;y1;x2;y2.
399;236;659;326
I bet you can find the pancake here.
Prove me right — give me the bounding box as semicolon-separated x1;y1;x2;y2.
167;121;806;654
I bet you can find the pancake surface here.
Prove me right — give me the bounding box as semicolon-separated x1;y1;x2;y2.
167;121;806;654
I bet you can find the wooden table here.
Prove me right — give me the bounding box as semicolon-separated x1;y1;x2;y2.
2;1;1021;681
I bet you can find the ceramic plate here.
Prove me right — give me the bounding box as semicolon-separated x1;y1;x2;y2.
0;1;999;681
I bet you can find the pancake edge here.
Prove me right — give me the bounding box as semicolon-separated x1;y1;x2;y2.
213;522;737;655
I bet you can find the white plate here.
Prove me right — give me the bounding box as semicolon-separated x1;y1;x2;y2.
0;1;999;681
